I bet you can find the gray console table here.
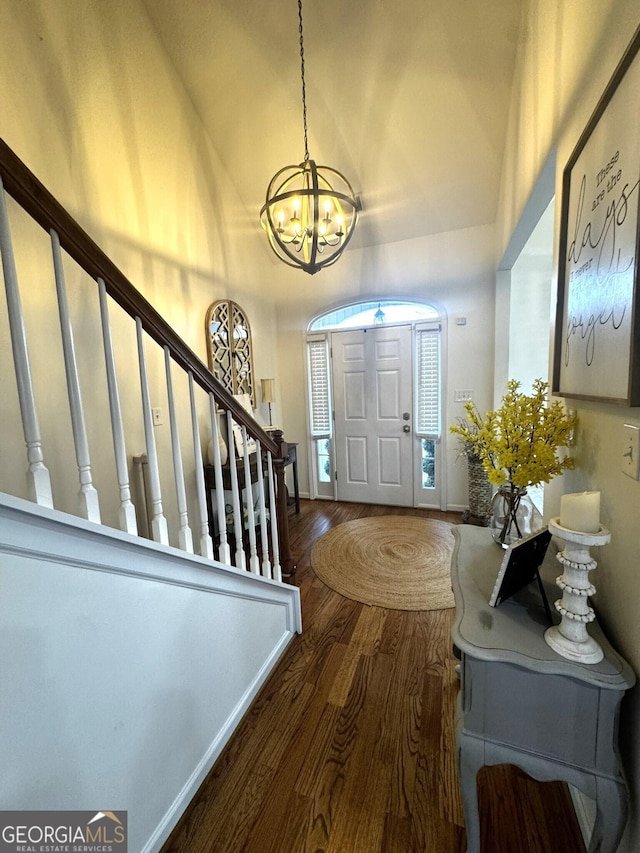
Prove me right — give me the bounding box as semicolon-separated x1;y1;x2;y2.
451;525;635;853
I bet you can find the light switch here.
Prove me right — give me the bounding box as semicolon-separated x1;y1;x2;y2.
621;423;640;479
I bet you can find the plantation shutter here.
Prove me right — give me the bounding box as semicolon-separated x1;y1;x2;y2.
307;337;331;435
416;325;441;439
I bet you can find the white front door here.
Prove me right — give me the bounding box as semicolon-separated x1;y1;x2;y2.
332;325;413;505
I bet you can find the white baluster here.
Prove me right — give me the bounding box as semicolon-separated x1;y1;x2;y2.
208;394;230;565
242;425;260;575
135;317;168;544
50;229;100;523
227;410;246;569
0;179;52;507
255;439;272;579
97;278;137;534
267;451;282;582
165;348;193;553
189;373;213;559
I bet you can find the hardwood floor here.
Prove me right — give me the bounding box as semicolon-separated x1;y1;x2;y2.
162;500;585;853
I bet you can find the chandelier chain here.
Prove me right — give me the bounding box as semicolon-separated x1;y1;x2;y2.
260;0;358;273
298;0;309;162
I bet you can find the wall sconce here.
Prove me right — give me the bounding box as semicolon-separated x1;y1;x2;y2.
261;378;276;426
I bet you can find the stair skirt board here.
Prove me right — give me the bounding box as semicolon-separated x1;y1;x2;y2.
0;493;301;853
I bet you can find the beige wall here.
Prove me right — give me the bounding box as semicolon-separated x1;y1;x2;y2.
0;0;281;357
496;3;640;849
0;1;278;529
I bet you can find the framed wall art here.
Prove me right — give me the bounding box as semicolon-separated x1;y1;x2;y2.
553;26;640;406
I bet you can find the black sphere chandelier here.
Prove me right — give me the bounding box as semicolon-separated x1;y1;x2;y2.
260;0;359;275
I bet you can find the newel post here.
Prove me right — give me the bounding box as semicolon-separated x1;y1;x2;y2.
272;430;296;579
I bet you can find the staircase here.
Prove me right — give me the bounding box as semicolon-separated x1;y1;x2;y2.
0;140;301;853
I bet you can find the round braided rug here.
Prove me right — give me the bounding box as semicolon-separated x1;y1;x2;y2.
310;516;456;611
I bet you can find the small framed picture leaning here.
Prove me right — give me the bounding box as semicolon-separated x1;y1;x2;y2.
489;527;553;624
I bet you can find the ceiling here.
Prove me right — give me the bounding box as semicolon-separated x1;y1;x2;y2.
142;0;521;254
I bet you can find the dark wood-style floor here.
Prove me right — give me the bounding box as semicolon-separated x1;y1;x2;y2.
162;500;585;853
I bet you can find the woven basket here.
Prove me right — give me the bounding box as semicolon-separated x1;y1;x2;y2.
466;454;492;524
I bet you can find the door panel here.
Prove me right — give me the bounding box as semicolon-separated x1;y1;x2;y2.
344;372;366;419
346;437;367;483
379;437;403;485
333;326;413;505
377;371;401;419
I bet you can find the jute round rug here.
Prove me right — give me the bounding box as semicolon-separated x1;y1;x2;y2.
310;516;455;611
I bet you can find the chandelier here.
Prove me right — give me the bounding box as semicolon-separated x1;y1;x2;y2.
260;0;359;275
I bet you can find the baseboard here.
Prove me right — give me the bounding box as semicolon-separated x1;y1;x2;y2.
144;630;297;852
446;503;469;513
569;785;595;847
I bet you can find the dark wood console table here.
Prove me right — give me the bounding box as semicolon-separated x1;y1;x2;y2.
451;525;635;853
282;442;300;514
203;442;299;538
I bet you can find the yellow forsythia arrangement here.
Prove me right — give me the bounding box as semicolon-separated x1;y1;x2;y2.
450;379;576;489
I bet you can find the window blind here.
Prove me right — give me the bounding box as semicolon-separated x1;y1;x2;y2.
307;338;331;435
416;327;441;438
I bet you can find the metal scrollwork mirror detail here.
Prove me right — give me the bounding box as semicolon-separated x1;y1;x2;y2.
205;300;254;406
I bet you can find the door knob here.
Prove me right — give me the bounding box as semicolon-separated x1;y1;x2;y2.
403;424;411;433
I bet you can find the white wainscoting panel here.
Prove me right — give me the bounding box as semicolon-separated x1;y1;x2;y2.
0;494;301;853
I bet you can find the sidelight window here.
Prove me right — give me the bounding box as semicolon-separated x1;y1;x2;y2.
415;325;441;493
307;336;334;497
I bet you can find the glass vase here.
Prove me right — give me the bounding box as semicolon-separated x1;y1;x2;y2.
490;484;535;548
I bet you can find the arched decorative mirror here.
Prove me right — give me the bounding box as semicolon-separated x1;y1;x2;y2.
205;300;255;406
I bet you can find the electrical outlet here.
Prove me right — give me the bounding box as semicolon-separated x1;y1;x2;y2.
455;390;473;403
152;407;163;426
621;423;640;479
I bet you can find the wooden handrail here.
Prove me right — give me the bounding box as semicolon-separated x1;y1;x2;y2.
0;138;277;456
0;137;296;576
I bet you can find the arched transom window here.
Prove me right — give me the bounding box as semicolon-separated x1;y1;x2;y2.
309;299;439;332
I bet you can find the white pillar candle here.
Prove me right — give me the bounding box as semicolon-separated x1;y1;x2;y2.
559;491;601;533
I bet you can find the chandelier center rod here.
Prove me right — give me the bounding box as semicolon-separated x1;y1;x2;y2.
298;0;309;163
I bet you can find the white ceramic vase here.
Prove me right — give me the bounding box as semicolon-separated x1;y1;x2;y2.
207;431;228;466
